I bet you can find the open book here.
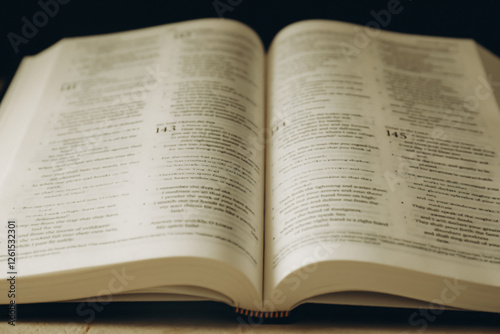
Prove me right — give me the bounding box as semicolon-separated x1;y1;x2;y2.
1;19;500;317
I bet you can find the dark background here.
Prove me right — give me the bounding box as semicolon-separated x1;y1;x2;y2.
2;301;500;330
1;0;500;100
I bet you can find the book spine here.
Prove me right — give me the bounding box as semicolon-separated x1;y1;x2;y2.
235;308;289;318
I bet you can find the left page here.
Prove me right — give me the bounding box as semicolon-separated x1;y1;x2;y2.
0;19;265;308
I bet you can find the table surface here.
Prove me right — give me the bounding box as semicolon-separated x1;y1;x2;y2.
1;302;499;333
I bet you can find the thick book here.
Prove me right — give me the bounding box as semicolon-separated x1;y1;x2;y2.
1;18;499;317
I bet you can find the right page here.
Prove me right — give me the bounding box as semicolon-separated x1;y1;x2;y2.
265;20;500;312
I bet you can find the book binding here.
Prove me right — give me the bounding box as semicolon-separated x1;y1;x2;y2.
235;308;290;318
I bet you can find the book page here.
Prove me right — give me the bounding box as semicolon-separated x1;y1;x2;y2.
0;43;62;187
265;20;500;307
0;19;265;298
477;43;500;107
